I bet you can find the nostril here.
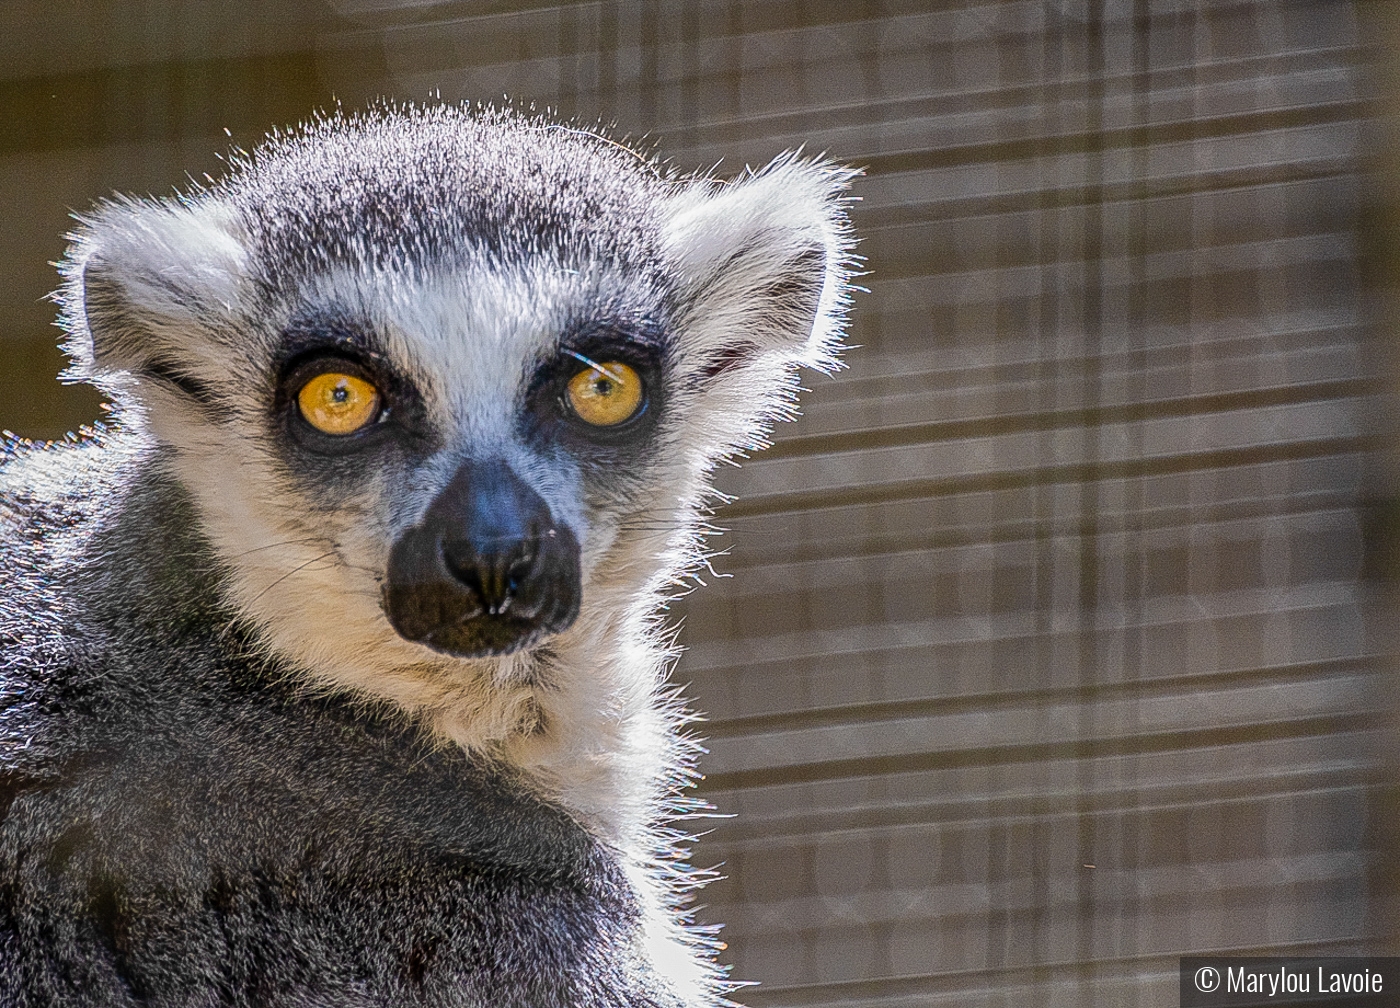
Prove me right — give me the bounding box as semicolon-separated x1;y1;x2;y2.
439;541;477;587
440;538;537;617
509;550;534;583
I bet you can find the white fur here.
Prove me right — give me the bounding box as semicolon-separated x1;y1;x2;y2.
664;155;857;373
63;200;255;387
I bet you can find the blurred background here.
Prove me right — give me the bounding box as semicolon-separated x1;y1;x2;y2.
1;1;1395;1005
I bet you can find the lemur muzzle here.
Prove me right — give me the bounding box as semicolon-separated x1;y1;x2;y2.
383;458;581;657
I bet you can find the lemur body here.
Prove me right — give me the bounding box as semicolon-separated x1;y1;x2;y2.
0;106;854;1005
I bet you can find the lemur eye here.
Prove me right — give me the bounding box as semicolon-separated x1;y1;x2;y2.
565;361;645;427
297;372;382;436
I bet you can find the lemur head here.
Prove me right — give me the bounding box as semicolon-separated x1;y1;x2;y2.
59;105;854;750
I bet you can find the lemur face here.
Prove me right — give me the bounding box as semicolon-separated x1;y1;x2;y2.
61;107;853;718
263;264;672;659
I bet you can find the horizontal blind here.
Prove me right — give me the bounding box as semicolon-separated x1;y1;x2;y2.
327;1;1386;1004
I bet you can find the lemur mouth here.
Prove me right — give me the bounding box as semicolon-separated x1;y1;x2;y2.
381;459;581;658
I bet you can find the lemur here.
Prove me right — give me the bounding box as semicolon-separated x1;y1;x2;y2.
0;105;854;1006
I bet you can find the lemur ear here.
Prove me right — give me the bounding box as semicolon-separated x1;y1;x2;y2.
662;156;857;382
60;199;252;398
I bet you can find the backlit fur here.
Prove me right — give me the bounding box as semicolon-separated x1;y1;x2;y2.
12;104;856;1004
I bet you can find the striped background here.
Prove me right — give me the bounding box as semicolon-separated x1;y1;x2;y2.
0;2;1390;1005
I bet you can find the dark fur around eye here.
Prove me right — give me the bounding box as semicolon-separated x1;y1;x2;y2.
271;318;432;458
522;331;667;452
278;354;389;453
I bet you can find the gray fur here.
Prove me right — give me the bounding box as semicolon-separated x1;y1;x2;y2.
0;104;856;1006
231;109;668;285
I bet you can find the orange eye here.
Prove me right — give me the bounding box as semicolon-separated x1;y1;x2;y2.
296;372;381;436
565;361;644;427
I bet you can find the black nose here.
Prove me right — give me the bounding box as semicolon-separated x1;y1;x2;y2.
383;459;581;657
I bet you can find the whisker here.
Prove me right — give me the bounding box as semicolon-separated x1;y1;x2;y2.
563;349;624;383
225;536;338;561
215;549;342;652
241;550;340;610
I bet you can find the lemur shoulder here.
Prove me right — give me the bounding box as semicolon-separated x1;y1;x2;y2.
0;105;855;1006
